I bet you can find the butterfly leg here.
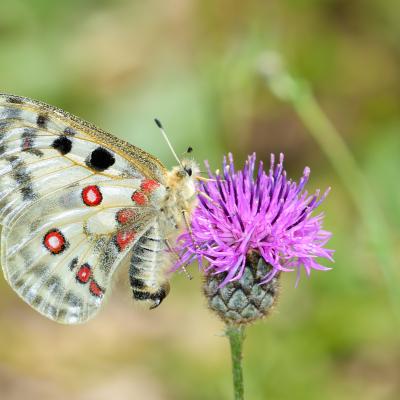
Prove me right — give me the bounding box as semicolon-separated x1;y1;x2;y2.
165;238;192;280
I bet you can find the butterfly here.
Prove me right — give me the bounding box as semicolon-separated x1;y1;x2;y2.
0;93;199;324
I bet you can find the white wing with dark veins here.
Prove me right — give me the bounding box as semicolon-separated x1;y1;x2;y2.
0;94;167;323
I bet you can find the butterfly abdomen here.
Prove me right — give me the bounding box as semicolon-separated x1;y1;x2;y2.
129;225;170;309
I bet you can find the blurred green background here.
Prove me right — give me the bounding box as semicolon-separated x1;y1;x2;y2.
0;1;399;399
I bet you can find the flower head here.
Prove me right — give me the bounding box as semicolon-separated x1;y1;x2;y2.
175;153;333;287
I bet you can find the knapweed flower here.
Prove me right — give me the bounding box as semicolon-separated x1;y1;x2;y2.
175;153;333;324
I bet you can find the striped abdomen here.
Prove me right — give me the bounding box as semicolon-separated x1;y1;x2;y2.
129;224;170;308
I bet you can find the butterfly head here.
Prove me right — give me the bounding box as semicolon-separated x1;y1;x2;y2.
158;158;199;244
167;158;199;205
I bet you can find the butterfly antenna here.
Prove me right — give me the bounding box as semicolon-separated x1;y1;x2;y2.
154;118;183;168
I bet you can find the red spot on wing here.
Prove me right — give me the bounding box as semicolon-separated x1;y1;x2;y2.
89;280;104;297
76;264;92;283
116;230;136;251
82;185;103;206
22;137;32;150
43;229;67;254
131;191;147;205
116;208;135;225
141;179;160;194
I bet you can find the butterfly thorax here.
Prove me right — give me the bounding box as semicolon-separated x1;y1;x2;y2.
159;159;199;237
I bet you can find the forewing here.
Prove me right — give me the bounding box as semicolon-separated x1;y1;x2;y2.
0;94;167;225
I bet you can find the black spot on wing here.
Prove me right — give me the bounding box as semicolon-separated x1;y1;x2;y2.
36;114;48;128
86;147;115;171
64;127;77;136
69;257;78;271
6;96;23;104
52;136;72;155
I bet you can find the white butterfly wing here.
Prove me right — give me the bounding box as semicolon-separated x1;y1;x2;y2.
0;94;168;323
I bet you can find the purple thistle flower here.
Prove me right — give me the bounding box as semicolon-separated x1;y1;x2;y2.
175;153;334;287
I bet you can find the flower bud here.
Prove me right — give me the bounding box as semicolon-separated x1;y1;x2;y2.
203;252;280;325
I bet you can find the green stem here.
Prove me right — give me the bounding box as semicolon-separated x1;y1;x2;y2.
226;324;246;400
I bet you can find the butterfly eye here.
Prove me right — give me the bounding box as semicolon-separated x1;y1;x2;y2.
185;167;192;177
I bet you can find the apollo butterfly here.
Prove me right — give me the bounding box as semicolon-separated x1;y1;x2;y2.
0;93;198;324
